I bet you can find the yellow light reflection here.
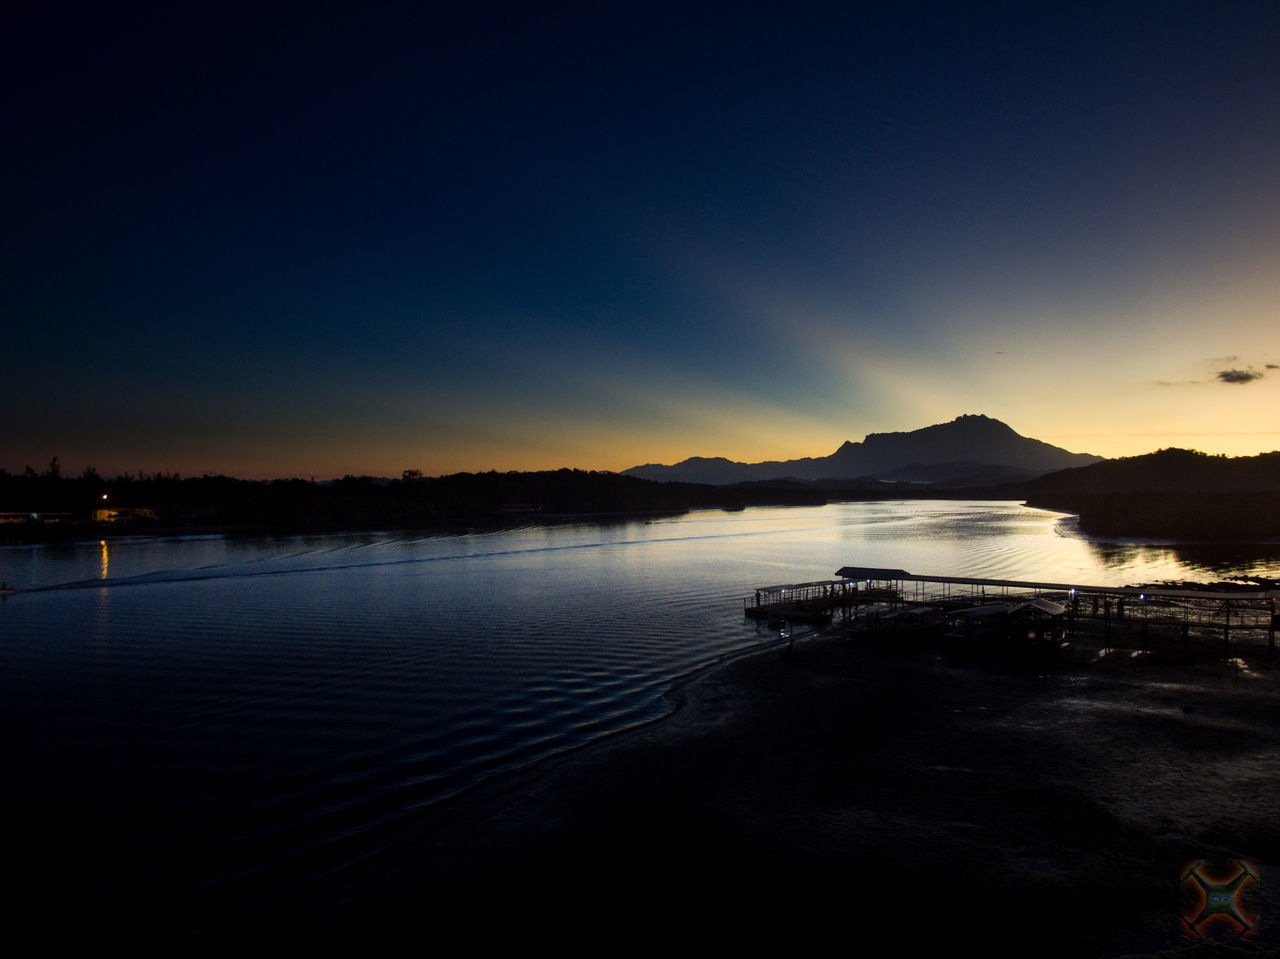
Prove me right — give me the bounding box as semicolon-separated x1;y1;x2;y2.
100;539;109;580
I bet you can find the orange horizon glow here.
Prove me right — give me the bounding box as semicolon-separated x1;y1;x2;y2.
21;417;1280;484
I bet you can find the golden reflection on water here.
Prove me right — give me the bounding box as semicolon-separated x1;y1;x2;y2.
100;539;109;579
1225;657;1263;679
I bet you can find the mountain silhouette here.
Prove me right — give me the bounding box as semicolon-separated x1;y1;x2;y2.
623;414;1102;485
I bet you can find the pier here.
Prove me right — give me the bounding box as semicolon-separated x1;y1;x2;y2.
746;566;1279;654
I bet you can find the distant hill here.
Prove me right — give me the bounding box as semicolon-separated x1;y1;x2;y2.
1025;448;1280;539
1026;447;1280;497
624;414;1101;485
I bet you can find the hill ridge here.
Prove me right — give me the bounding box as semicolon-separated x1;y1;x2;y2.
623;414;1101;485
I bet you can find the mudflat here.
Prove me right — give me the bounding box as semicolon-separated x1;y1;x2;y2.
284;634;1280;955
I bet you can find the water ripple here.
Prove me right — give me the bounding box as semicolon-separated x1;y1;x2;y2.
3;501;1279;939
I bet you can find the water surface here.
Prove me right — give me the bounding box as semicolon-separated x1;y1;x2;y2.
2;501;1277;936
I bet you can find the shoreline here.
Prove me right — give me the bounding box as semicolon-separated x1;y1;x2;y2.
264;632;1280;954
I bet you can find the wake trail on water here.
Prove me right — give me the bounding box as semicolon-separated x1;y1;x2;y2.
24;523;837;593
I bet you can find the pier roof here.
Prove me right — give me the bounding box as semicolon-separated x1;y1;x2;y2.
834;567;1278;601
834;567;912;581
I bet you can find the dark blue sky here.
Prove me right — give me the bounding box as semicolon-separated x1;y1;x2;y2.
5;2;1279;477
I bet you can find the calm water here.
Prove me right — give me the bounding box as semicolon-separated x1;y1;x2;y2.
2;501;1278;937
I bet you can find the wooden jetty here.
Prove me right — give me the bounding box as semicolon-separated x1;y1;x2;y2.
746;566;1279;654
744;580;895;626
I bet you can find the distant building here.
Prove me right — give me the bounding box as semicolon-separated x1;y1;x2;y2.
92;507;159;525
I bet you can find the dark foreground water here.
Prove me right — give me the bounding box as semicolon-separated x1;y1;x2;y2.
2;501;1278;939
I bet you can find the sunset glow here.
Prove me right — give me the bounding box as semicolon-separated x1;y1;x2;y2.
5;3;1278;478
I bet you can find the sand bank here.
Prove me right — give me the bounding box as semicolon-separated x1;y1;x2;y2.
282;633;1280;955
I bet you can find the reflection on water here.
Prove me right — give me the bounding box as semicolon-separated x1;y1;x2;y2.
1056;514;1280;582
6;502;1278;595
1225;656;1265;679
1099;541;1280;581
1;500;1278;940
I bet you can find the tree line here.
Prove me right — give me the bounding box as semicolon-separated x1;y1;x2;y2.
0;465;825;540
1024;448;1280;539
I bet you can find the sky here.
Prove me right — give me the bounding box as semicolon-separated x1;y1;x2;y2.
4;1;1279;479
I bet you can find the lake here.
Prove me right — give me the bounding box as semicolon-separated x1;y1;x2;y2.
3;500;1278;939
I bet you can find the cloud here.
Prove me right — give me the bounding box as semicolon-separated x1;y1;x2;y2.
1268;363;1279;370
1217;368;1265;384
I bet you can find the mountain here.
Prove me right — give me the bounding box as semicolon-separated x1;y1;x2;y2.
623;415;1102;485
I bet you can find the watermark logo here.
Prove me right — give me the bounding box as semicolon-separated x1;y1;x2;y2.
1180;859;1259;940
